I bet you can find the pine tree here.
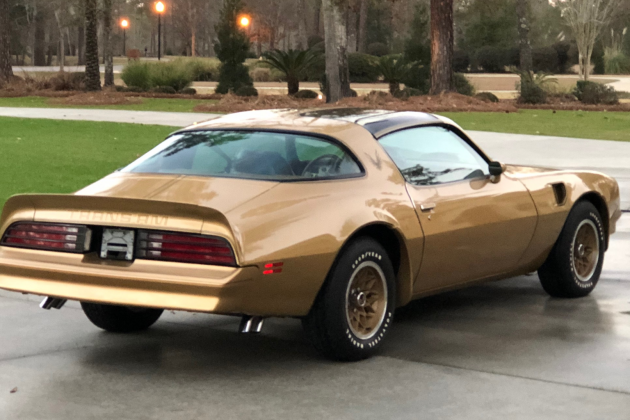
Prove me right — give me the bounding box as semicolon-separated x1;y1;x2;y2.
430;0;454;94
214;0;253;94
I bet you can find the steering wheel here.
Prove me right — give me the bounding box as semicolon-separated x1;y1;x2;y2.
302;154;343;178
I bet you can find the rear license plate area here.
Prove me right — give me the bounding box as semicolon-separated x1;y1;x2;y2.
100;228;135;261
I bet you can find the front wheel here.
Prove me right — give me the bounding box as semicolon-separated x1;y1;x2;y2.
538;201;606;298
303;237;396;361
81;302;163;333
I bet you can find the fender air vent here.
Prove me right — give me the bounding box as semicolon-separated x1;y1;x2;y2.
551;183;567;206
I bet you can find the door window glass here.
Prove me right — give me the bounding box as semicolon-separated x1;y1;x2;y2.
379;126;489;185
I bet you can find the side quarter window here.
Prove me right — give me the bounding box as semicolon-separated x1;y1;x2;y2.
379;126;489;186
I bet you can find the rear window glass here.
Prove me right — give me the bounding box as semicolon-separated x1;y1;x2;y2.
122;131;363;181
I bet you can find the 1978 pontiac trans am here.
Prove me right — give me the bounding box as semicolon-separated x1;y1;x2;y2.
0;109;622;361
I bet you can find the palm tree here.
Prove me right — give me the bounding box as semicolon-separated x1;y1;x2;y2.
263;49;320;96
378;55;415;95
0;0;13;84
84;0;101;91
103;0;114;87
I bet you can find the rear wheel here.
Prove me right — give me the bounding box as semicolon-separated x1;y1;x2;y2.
538;201;605;298
303;237;396;361
81;302;163;332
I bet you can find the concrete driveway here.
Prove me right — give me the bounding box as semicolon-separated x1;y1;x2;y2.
0;216;628;419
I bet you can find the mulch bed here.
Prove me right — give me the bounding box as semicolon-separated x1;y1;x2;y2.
1;87;628;113
194;92;519;114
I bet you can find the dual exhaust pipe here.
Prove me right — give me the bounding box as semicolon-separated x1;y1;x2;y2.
40;297;265;335
40;297;67;310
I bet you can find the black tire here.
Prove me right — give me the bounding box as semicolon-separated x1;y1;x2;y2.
538;201;606;298
81;302;163;332
303;237;396;361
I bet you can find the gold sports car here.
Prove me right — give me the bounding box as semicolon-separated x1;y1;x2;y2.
0;109;622;361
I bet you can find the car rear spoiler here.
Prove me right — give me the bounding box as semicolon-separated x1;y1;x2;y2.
0;194;235;250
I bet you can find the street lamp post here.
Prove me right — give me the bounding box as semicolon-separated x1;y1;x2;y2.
120;19;129;56
155;2;166;60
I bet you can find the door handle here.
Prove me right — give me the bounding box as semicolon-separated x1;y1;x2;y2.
420;203;436;212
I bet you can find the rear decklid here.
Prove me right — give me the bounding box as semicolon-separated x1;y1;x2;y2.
76;173;280;214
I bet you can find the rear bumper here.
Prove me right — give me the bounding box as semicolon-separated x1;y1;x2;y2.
0;246;313;317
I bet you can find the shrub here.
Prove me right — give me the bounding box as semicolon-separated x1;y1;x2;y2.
517;71;556;104
308;35;324;49
294;89;319;99
179;58;217;81
251;68;271;82
402;64;430;94
453;73;475;96
150;86;177;94
573;81;618;105
379;55;415;95
367;42;390;57
348;53;380;83
150;62;194;91
475;92;499;103
121;62;152;91
395;87;423;99
604;52;630;75
477;46;508;73
263;49;320;95
532;47;560;73
234;86;258;97
453;51;470;73
180;88;197;95
50;72;85;91
506;47;521;68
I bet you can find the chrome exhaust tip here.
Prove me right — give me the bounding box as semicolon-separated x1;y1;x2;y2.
40;297;67;310
239;316;264;334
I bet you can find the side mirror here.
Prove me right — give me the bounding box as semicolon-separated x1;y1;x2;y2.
488;161;504;177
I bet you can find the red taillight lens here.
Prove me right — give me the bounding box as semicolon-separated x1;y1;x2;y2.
1;222;92;253
137;231;236;266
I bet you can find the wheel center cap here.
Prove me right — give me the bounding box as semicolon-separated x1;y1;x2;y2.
577;244;585;257
355;291;367;307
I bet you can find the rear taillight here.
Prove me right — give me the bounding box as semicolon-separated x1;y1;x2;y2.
137;231;236;267
1;222;92;253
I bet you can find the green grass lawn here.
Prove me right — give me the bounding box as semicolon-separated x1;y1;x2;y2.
442;110;630;142
0;96;215;113
0;117;178;208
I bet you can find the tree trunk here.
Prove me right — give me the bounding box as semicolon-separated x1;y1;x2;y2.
430;0;454;94
78;25;85;65
314;0;323;37
54;10;66;71
84;0;101;91
0;0;13;84
347;4;358;53
516;0;532;72
103;0;114;86
288;77;300;96
323;0;351;103
357;0;368;53
389;81;400;96
34;6;47;66
297;0;309;50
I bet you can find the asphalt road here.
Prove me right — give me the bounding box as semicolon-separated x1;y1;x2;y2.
1;108;629;418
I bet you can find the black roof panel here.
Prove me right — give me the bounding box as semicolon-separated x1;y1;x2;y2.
299;108;440;138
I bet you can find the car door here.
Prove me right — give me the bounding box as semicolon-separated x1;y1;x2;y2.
379;125;538;294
